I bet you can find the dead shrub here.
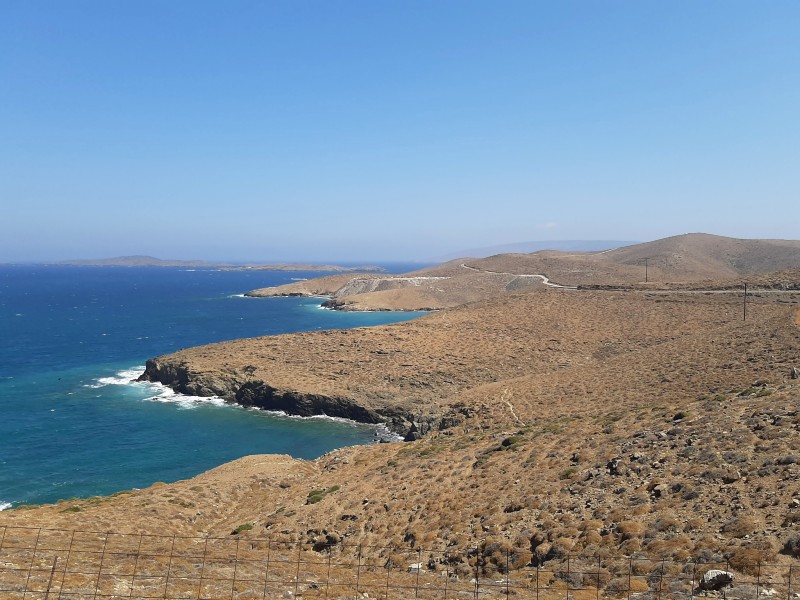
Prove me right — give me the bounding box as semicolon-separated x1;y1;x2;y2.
606;576;649;594
580;519;603;532
619;538;641;554
683;517;704;533
654;515;682;533
509;548;533;570
727;546;776;575
646;535;693;559
581;567;611;589
617;520;645;541
721;515;757;538
582;530;602;546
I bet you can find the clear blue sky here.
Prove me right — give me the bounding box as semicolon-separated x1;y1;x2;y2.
1;1;798;262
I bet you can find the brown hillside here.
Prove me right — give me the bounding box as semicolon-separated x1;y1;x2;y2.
4;289;800;585
245;234;800;311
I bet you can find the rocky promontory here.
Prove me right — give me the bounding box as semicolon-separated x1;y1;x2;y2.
139;356;424;437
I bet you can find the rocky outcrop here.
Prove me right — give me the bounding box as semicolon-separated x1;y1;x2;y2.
699;570;734;591
138;358;443;438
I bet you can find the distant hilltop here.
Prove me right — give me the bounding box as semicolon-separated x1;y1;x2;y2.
247;232;800;311
53;256;385;272
433;239;638;261
58;256;225;268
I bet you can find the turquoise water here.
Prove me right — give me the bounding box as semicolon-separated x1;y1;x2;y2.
0;265;424;508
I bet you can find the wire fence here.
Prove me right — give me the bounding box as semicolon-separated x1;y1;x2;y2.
1;525;798;599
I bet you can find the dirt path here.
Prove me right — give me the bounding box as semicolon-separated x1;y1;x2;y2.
459;263;577;289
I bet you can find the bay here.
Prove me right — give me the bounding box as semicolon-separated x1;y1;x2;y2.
0;265;424;508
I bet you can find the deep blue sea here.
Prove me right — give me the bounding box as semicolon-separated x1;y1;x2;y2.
0;265;424;509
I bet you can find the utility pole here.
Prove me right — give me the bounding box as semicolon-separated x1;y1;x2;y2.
644;258;649;283
743;283;747;321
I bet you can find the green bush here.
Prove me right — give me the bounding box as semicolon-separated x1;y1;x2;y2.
231;523;253;535
306;485;341;505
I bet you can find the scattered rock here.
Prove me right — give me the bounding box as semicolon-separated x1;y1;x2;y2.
408;562;423;573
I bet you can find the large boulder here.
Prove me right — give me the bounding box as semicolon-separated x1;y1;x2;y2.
699;570;734;591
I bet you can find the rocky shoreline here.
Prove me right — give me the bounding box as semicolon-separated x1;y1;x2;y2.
138;358;446;440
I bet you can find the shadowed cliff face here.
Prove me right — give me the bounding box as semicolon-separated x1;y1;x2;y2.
139;358;445;438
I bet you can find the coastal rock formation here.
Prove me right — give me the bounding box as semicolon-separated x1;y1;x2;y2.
140;358;418;435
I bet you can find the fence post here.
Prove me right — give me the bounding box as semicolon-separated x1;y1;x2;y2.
474;547;480;600
567;554;571;598
596;554;601;600
444;551;450;598
506;549;510;598
44;556;59;600
385;555;391;599
756;561;761;599
262;537;272;599
787;565;793;600
325;548;332;599
355;544;362;593
536;561;540;600
690;561;697;600
196;536;209;599
22;528;43;594
162;533;177;599
93;531;111;598
415;548;422;599
231;536;241;598
723;559;729;600
127;532;141;599
294;543;302;597
627;558;633;600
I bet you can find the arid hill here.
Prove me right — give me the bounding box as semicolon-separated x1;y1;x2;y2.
3;236;800;598
247;234;800;311
4;287;800;582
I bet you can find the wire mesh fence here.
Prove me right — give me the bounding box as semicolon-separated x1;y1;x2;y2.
1;525;798;599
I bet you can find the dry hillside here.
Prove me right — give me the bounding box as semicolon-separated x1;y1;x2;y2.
3;236;800;598
245;234;800;311
4;288;800;580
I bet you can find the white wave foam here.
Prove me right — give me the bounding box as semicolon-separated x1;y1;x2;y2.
85;367;145;389
86;366;229;409
0;501;12;511
136;380;228;409
258;409;401;440
229;293;246;298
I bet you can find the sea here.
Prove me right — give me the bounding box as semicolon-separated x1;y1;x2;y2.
0;264;425;510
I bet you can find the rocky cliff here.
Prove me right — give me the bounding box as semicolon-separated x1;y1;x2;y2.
139;357;443;439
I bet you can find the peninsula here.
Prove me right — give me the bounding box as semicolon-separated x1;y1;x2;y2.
51;255;385;272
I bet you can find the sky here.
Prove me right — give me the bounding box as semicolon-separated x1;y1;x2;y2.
1;1;798;262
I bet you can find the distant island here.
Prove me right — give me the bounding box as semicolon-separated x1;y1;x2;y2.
51;256;385;272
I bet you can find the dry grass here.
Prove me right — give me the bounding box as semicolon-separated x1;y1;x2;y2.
3;261;800;583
